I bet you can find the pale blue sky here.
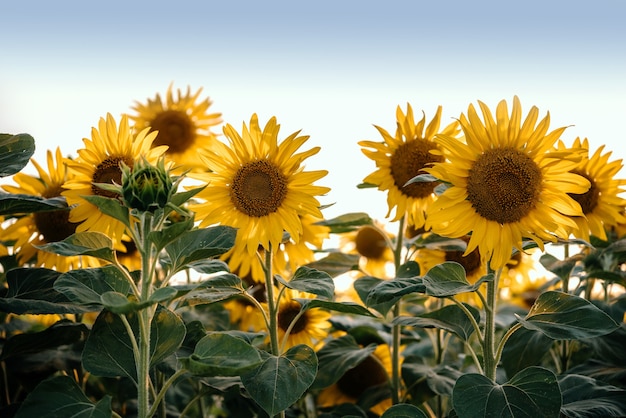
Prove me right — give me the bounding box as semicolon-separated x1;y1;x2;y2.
2;1;625;220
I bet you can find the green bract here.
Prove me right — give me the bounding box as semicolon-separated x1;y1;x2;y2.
121;157;173;213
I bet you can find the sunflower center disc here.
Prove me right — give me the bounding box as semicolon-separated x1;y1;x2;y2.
568;170;599;214
231;160;287;217
466;148;542;224
336;355;389;398
150;110;195;154
390;140;443;199
277;300;306;333
91;156;133;198
355;226;387;259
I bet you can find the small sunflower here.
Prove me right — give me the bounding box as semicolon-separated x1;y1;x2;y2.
276;289;331;351
129;84;222;171
557;137;626;241
426;96;589;269
191;114;330;262
317;343;393;415
415;235;486;284
62;113;167;248
1;148;100;271
339;221;395;278
359;104;460;228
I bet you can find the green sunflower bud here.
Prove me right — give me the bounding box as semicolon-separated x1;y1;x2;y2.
122;157;173;213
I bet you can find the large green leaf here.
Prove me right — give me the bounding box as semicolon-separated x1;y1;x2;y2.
298;298;375;317
501;326;553;378
303;252;360;277
36;231;116;263
81;195;130;228
0;133;35;177
0;194;68;216
559;374;626;418
148;216;194;251
422;262;492;297
164;225;236;274
241;344;318;416
312;334;377;390
394;303;481;342
14;375;112;418
181;332;263;376
149;304;186;366
315;212;373;233
0;267;87;314
364;276;424;316
452;367;561;418
516;291;620;340
175;273;243;307
381;403;428;418
54;265;132;311
402;362;462;400
276;265;335;299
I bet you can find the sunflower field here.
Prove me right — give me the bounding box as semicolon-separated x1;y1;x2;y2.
1;87;625;418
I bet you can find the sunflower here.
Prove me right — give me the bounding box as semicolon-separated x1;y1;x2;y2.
62;113;167;248
415;235;486;284
425;96;590;269
317;343;393;415
223;273;268;333
1;148;100;271
128;84;222;171
275;289;331;351
279;213;330;274
190;114;330;263
339;221;395;278
359;104;460;228
556;137;626;241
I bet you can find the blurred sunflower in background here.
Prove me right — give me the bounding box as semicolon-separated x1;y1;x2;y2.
317;343;393;415
1;148;99;271
415;235;486;284
129;84;222;171
359;104;460;229
557;137;626;241
426;96;590;269
223;272;267;333
275;289;331;351
191;114;329;265
62;113;167;249
339;221;395;278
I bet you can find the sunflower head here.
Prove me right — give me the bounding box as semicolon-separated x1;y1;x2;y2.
359;103;460;228
426;96;590;269
129;83;222;171
121;157;174;213
339;221;394;278
275;289;331;351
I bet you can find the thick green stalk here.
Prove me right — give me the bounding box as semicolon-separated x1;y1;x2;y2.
483;266;501;381
263;245;280;357
390;216;406;404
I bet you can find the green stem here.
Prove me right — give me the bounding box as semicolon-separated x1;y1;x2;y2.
146;369;188;418
390;215;406;405
263;245;280;357
494;322;522;369
483;266;501;381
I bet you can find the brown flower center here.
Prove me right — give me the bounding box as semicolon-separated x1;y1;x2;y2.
277;300;306;334
91;156;134;199
336;354;389;398
230;160;287;217
466;148;542;224
444;236;482;278
355;226;387;260
390;140;443;199
150;110;195;154
33;184;79;243
568;170;598;215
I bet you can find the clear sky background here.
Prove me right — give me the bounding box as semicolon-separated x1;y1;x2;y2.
2;0;625;221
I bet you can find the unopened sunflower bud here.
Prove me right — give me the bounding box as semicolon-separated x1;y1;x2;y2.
122;158;173;213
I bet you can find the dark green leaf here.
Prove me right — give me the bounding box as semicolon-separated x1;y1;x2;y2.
165;226;236;274
100;291;137;314
560;374;626;418
36;231;116;263
241;344;318;416
452;367;561;418
277;266;335;299
397;260;421;278
539;253;577;281
422;262;492;297
187;258;230;274
0;193;68;216
315;212;373;233
54;265;131;311
381;403;428;418
181;332;263;376
303;252;360;277
402;363;462;398
170;184;206;207
516;291;620;340
365;276;424;316
393;303;481;341
14;375;112;418
501;326;553;378
150;305;186;366
0;267;87;314
312;334;377;390
298;299;375;317
81;195;130;228
0;319;88;360
148;217;194;251
0;133;35;177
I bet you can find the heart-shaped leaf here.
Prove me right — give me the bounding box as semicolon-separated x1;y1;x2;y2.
422;262;492;297
559;374;626;418
276;265;335;299
36;231;116;263
54;265;131;311
181;332;263;376
164;226;236;274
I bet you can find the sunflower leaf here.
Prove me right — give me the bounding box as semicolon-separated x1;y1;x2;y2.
381;403;429;418
364;276;424;316
0;193;68;216
164;226;236;274
181;332;263;376
452;367;561;418
559;374;626;418
393;303;481;341
0;133;35;177
241;344;318;416
315;212;373;233
516;291;620;340
14;375;112;418
277;266;335;299
422;262;493;297
81;195;130;228
36;231;116;263
170;184;206;207
54;265;132;311
297;298;376;317
404;173;438;186
303;252;360;277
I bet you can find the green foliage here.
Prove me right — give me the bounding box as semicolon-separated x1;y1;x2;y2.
0;133;35;177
